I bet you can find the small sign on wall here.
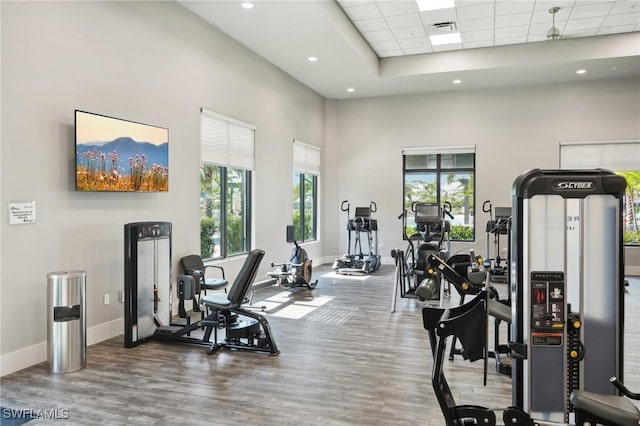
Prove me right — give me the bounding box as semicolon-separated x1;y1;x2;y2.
8;201;37;225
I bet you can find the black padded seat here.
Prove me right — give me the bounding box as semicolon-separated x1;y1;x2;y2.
201;249;264;311
180;255;228;292
570;390;640;426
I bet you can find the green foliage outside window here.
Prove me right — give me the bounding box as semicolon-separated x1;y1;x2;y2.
617;171;640;245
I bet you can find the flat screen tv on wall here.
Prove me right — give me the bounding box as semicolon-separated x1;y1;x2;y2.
75;110;169;192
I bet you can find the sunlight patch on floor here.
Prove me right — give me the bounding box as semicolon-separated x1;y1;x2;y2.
265;292;335;319
321;271;371;281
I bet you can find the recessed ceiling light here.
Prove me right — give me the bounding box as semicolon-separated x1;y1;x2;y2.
308;56;318;62
347;88;355;93
576;69;587;74
417;0;455;12
241;2;254;9
453;79;462;84
429;33;461;46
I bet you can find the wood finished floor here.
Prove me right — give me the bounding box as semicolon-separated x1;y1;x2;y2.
1;265;638;425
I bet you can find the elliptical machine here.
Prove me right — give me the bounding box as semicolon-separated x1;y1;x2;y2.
482;200;511;284
333;200;381;275
268;225;318;290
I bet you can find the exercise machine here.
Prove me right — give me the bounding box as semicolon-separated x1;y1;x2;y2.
390;202;452;310
511;169;626;422
482;200;511;283
268;225;318;290
421;169;628;425
124;222;278;355
333;200;381;274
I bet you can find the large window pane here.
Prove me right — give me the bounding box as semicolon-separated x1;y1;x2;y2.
293;171;317;242
226;167;247;255
200;163;250;259
440;171;474;240
405;154;437;170
200;164;221;259
303;174;316;241
403;152;475;241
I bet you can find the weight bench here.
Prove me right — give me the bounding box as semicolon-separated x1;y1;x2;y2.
200;249;279;356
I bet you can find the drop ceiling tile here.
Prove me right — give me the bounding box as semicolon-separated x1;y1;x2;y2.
495;0;535;16
376;0;419;17
494;36;527;45
570;2;615;19
598;23;638;34
531;7;572;23
419;8;458;27
370;39;402;51
463;39;495;48
403;46;434;55
337;0;375;6
533;0;576;11
385;13;422;28
353;17;390;32
432;42;464;51
461;29;494;42
602;12;640;26
610;0;640;15
496;12;533;28
564;15;606;30
458;16;494;31
495;25;530;38
398;37;430;49
527;34;549;42
456;0;493;7
343;3;383;20
564;28;600;36
377;49;405;57
362;29;395;42
391;25;427;39
529;20;568;36
456;2;495;21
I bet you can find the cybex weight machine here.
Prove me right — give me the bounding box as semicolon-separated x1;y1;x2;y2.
510;169;626;423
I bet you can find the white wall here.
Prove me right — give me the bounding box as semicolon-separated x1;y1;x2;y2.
0;1;325;374
325;78;640;261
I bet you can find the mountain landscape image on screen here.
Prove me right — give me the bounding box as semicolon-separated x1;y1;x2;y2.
76;136;168;192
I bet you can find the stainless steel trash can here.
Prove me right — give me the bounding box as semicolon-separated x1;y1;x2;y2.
47;271;86;373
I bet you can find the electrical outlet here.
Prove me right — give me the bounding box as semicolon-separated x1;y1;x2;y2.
103;293;110;305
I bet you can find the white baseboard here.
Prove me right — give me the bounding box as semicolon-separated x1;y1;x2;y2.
1;318;123;377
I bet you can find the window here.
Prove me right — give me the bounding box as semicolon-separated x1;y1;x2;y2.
560;140;640;245
403;147;475;241
293;140;320;242
200;109;254;259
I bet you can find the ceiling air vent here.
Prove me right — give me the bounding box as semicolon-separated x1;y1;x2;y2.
430;22;457;34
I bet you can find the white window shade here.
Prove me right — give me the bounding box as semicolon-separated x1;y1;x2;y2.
201;108;255;170
293;140;320;175
402;145;475;155
560;140;640;171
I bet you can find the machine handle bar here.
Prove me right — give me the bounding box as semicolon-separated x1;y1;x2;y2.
341;200;350;212
370;201;377;213
611;377;640;399
483;200;492;213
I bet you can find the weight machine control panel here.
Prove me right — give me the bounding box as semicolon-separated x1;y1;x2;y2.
136;223;171;240
530;271;565;346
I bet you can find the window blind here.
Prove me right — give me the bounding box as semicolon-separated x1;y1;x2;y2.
560;140;640;171
293;140;320;175
201;108;255;170
402;145;476;156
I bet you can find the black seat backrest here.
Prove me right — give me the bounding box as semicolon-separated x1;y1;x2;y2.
227;249;265;304
180;254;205;275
